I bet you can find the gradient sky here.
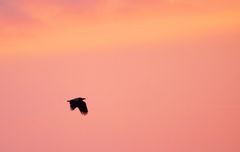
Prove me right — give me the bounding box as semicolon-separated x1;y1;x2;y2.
0;0;240;152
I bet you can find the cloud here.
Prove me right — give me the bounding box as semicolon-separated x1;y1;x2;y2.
1;0;238;26
0;0;34;25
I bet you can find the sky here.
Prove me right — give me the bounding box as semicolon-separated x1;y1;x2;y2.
0;0;240;152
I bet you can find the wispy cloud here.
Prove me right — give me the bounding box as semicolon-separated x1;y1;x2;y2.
0;0;239;56
0;1;29;22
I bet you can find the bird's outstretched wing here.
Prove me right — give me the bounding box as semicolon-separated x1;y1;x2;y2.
78;101;88;115
69;102;77;110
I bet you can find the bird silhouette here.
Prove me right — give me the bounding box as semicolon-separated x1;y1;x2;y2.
67;97;88;115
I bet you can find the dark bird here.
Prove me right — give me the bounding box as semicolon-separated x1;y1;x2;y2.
67;97;88;115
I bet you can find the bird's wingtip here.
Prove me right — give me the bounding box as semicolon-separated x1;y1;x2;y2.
81;112;88;115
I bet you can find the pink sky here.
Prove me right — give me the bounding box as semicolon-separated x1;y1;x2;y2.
0;0;240;152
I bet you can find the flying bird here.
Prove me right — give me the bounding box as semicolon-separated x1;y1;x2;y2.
67;97;88;115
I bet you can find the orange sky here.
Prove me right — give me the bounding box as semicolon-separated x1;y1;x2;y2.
0;1;240;152
1;0;240;55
